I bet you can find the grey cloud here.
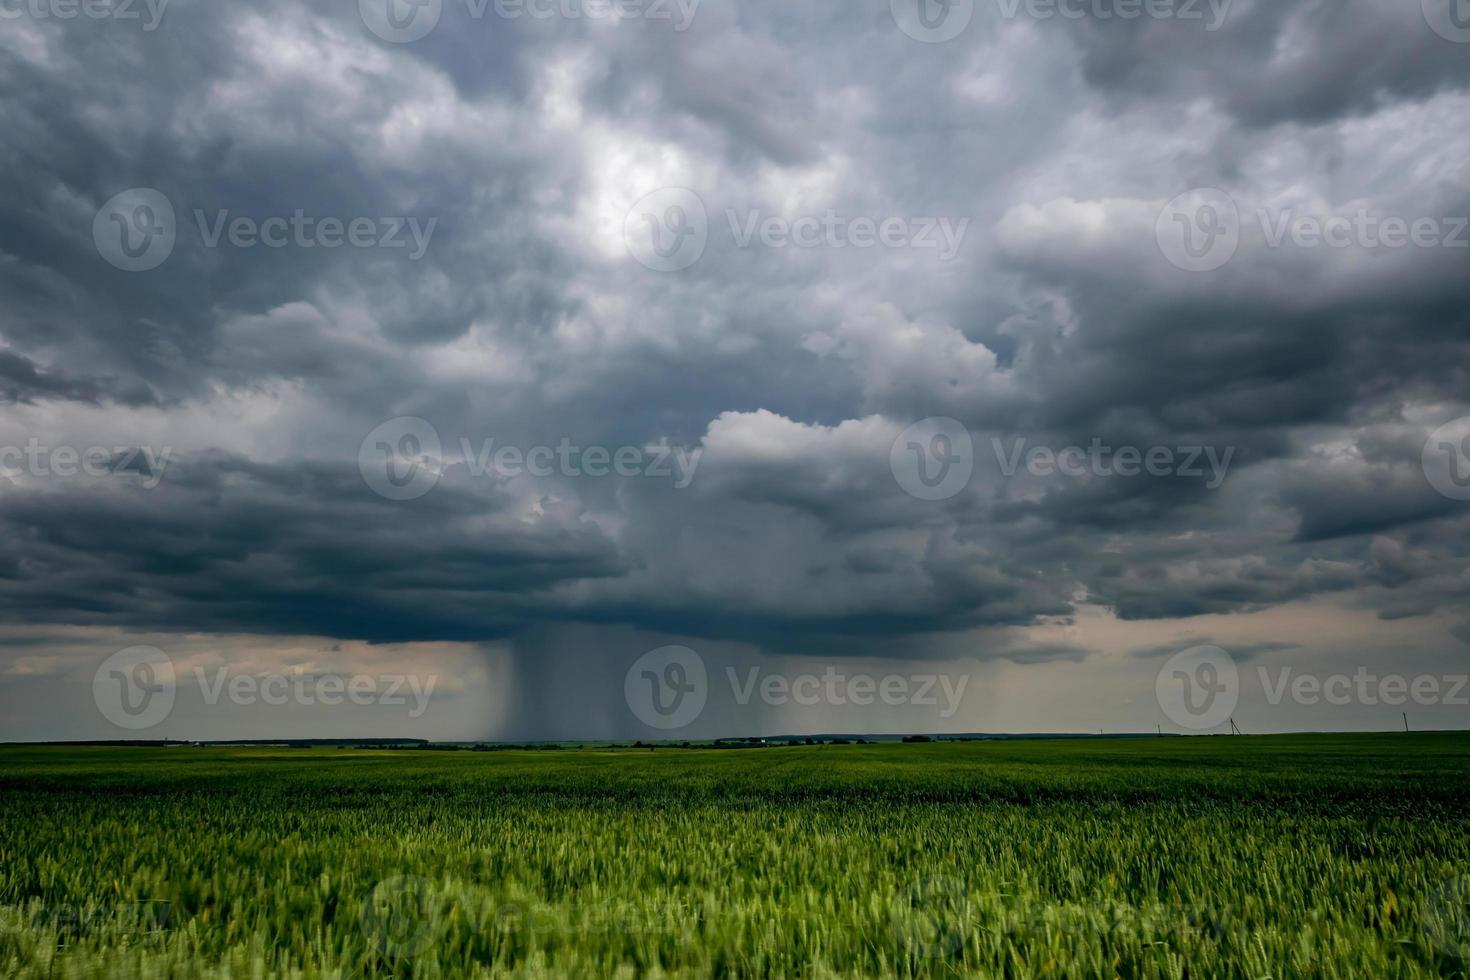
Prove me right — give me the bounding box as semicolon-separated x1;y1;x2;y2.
1130;638;1303;662
0;0;1465;737
1058;0;1470;127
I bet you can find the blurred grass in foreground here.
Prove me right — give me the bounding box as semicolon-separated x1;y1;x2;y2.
1;733;1468;978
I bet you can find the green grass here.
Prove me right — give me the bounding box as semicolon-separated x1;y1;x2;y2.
2;734;1469;977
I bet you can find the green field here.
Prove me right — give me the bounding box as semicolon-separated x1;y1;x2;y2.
2;735;1469;978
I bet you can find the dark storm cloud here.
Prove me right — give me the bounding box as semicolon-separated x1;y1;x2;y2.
0;0;583;407
0;0;1466;674
1058;0;1470;127
0;351;110;406
0;454;625;642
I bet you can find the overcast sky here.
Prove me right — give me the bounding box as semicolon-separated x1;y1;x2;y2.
1;0;1467;742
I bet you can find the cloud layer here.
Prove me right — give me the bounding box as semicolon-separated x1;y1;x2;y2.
0;0;1467;737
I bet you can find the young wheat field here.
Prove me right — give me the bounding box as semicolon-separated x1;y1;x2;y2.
2;734;1468;978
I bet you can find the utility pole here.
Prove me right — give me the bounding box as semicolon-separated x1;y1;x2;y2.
1228;718;1242;736
1403;713;1409;733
